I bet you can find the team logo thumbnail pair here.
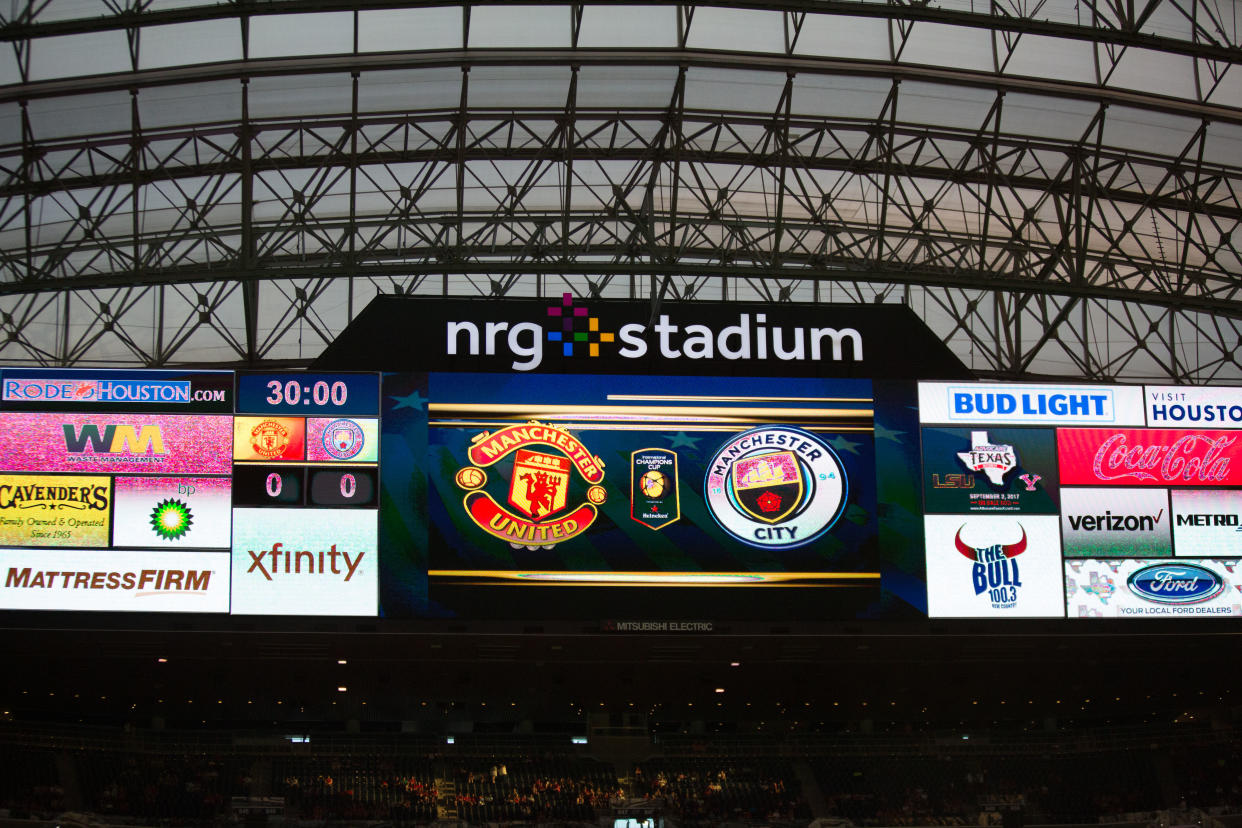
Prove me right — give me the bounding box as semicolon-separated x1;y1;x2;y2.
454;422;847;550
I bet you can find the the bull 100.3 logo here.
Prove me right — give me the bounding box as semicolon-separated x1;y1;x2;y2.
954;524;1027;609
704;426;846;550
455;421;608;548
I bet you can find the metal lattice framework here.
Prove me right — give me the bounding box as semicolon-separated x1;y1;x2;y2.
1;1;1240;380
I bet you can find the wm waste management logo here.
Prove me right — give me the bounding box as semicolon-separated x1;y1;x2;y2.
455;422;607;548
704;426;846;550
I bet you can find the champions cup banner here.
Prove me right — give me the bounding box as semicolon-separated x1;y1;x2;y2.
0;413;233;475
1057;429;1242;487
0;368;232;413
313;295;974;379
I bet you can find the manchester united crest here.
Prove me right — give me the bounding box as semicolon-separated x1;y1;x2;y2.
704;426;846;550
250;420;290;460
456;421;607;548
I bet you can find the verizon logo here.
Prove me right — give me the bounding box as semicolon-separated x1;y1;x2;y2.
246;543;364;581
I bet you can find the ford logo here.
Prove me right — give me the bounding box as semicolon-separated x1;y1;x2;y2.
1127;563;1225;605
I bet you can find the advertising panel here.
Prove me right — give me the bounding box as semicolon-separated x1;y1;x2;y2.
918;383;1145;426
306;418;379;463
1060;487;1172;558
923;515;1064;618
0;413;232;474
112;476;232;549
0;368;233;413
231;508;377;616
1170;489;1242;556
1145;386;1242;428
1057;429;1242;486
921;427;1059;514
1066;558;1242;617
0;474;111;547
232;417;306;462
0;549;230;612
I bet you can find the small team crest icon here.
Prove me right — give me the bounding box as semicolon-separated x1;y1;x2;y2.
509;449;571;519
732;451;803;524
323;419;365;460
630;449;680;530
250;420;290;460
704;426;846;550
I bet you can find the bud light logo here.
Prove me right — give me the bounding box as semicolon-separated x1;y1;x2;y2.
1126;563;1225;605
955;524;1027;609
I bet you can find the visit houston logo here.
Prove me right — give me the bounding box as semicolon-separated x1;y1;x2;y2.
445;293;864;371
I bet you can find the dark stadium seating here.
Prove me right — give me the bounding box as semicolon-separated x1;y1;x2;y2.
1;721;1240;828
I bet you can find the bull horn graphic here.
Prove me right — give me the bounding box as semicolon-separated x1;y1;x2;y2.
954;525;977;561
954;525;1027;561
1001;527;1027;558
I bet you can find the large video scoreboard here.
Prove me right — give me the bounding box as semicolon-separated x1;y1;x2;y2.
0;366;1238;623
0;369;379;615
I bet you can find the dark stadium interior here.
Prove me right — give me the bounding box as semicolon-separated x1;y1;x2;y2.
2;623;1237;729
3;622;1241;827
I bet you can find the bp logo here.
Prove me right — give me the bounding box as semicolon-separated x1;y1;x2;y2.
150;498;192;541
455;421;607;548
704;426;846;549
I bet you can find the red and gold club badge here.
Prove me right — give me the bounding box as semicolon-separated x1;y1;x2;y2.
456;421;606;548
250;419;291;460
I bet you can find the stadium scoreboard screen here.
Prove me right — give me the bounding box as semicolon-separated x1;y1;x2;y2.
0;369;380;615
0;363;1238;623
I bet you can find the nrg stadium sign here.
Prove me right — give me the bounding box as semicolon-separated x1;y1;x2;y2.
315;294;971;378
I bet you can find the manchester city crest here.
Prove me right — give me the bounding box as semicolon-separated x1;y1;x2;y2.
704;426;846;550
323;418;365;460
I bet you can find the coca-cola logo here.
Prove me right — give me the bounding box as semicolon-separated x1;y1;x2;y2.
1090;432;1235;483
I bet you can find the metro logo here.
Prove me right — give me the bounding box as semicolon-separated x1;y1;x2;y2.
62;424;165;455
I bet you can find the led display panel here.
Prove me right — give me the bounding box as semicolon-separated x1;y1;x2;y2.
920;381;1242;621
1066;558;1242;618
0;368;380;615
379;372;928;621
230;507;378;616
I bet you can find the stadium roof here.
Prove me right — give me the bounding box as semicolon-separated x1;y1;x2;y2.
1;1;1240;380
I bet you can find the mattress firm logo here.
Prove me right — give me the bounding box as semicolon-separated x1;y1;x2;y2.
445;294;863;371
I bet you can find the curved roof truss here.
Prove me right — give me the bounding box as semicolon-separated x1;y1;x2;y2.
1;1;1240;380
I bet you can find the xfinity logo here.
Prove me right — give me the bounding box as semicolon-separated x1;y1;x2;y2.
246;542;364;581
445;294;862;371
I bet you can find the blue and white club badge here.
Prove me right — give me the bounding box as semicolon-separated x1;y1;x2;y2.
704;426;847;550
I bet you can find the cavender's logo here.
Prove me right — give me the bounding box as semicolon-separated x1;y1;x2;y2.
456;421;607;548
